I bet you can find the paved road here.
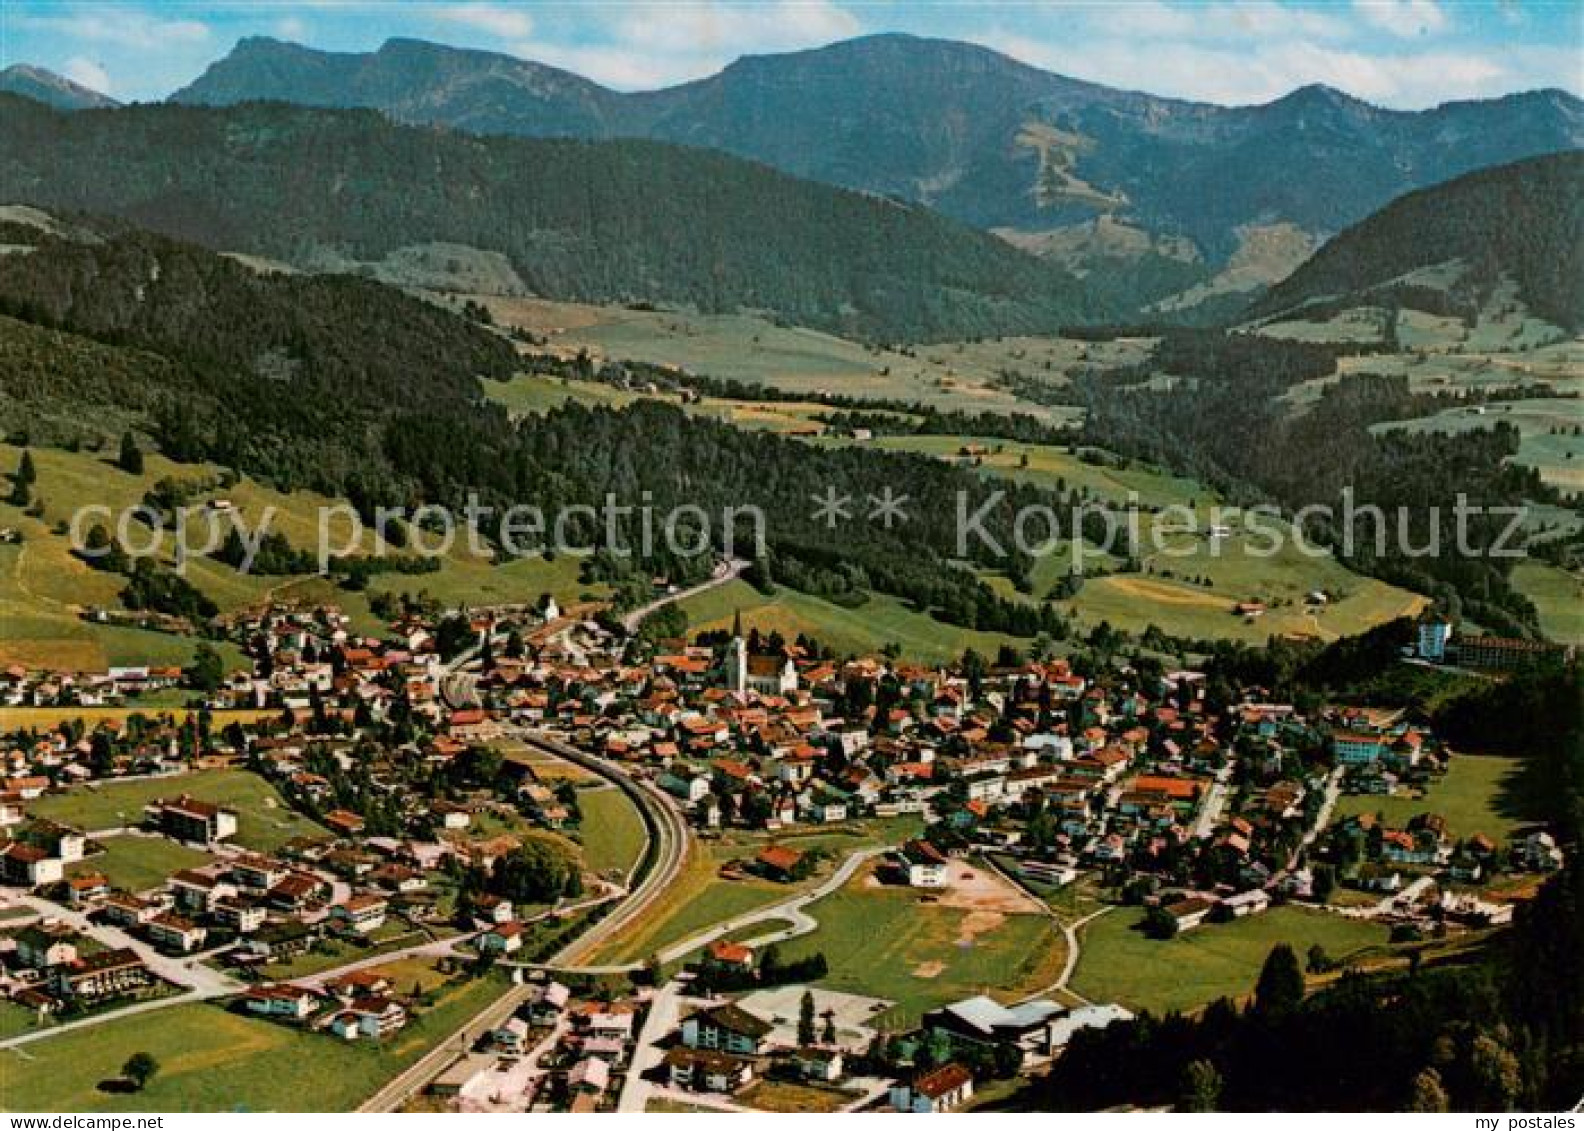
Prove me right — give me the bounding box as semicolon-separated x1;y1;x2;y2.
620;558;746;634
1190;760;1237;839
615;979;686;1113
358;979;535;1113
356;728;691;1111
0;892;244;1050
518;731;692;970
979;853;1109;1006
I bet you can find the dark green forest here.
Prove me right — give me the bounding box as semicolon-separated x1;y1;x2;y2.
0;94;1099;342
1250;151;1584;330
1076;329;1562;634
0;220;1087;638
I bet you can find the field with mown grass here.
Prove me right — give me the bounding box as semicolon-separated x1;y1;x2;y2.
1070;905;1390;1016
68;835;213;893
677;581;1021;663
27;769;328;850
470;296;1112;419
1333;753;1525;846
775;864;1067;1029
0;442;610;671
0;975;508;1111
572;785;649;879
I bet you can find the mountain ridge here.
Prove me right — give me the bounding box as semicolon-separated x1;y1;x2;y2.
0;93;1101;342
1246;150;1584;332
0;63;119;110
168;32;1584;268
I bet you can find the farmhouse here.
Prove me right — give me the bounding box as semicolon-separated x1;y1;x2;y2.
754;845;809;882
702;940;755;976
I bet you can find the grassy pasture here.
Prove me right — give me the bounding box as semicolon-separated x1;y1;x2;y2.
27;769;328;850
678;581;1020;663
0;975;507;1111
1369;398;1584;492
1512;560;1584;644
470;296;1106;419
594;819;921;965
776;866;1067;1029
1070;905;1389;1016
1333;753;1525;846
0;441;614;670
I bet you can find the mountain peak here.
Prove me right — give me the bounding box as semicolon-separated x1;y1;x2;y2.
1270;82;1370;111
0;63;118;110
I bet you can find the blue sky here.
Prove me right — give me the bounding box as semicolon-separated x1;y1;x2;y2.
3;1;1579;106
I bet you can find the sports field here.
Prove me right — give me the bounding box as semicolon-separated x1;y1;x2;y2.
776;861;1067;1029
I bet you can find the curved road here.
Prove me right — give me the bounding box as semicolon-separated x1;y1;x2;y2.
620;558;747;634
563;843;892;976
514;731;692;968
357;728;690;1113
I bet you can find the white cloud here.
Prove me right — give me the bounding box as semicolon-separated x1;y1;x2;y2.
432;3;534;40
514;1;862;90
274;16;309;40
521;42;703;90
977;30;1525;108
1353;0;1448;38
1086;1;1348;43
60;55;111;95
609;0;859;55
15;8;210;49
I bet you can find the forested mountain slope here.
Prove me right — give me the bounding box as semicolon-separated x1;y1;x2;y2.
0;95;1094;342
172;34;1584;269
1249;151;1584;330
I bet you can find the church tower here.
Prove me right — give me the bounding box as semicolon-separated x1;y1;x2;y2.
726;611;748;692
